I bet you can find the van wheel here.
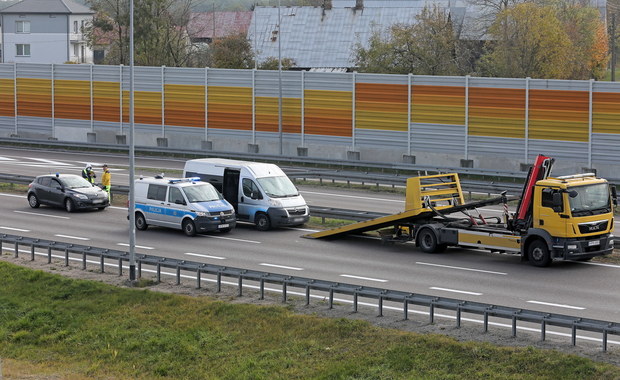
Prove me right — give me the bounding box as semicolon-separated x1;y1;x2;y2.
135;213;148;231
182;219;197;237
528;239;551;267
28;193;40;208
418;228;442;253
255;213;271;231
65;198;75;213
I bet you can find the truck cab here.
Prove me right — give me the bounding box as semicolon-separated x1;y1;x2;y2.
529;174;615;265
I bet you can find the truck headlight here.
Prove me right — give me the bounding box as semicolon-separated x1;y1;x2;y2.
567;244;578;250
610;239;614;246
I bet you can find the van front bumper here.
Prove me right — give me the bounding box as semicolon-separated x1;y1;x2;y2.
268;208;309;227
195;216;237;232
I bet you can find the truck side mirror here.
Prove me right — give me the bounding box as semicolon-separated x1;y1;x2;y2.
611;186;618;206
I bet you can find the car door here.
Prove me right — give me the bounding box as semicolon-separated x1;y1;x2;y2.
48;178;65;206
145;184;169;226
35;177;52;204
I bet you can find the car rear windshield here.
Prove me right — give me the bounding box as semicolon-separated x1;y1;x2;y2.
61;176;93;189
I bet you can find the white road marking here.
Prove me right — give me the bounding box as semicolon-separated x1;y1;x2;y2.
197;235;261;244
284;226;319;232
416;261;507;275
0;193;25;198
0;156;17;161
578;261;620;269
527;300;585;310
109;206;128;210
430;287;482;296
340;274;387;283
116;243;154;250
54;234;90;241
28;158;73;166
0;226;30;232
14;210;70;219
184;252;226;260
301;190;404;203
260;263;304;271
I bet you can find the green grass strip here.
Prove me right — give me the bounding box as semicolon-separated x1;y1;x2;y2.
0;261;618;379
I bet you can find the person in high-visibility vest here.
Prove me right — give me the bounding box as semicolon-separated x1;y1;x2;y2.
82;164;96;184
101;164;111;200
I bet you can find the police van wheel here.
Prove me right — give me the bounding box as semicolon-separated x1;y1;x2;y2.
135;213;148;231
65;198;75;213
255;213;271;231
28;194;40;208
182;219;197;237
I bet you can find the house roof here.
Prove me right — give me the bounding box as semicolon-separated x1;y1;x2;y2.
187;11;252;40
249;0;607;69
0;0;94;14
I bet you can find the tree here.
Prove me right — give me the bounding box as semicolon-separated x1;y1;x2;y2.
354;5;464;75
258;57;297;70
209;34;255;69
85;0;194;66
478;3;572;78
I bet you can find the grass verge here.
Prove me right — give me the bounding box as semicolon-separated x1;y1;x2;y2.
0;261;619;379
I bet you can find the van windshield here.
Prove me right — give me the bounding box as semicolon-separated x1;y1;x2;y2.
183;184;222;203
257;176;298;198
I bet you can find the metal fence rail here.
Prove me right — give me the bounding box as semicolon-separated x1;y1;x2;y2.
1;233;619;352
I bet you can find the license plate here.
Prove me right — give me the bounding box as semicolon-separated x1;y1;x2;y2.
293;218;304;223
588;240;599;247
218;224;229;229
92;200;103;204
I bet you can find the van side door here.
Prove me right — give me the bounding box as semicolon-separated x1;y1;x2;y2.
238;178;264;222
145;184;168;226
165;186;188;228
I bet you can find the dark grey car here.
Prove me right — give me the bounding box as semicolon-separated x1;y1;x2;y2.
27;174;110;212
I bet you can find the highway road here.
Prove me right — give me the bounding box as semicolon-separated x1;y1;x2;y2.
1;145;620;346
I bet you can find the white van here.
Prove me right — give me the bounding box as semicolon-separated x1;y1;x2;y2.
183;158;309;230
134;176;236;236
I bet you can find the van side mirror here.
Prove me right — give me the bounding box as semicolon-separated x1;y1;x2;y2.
250;191;262;200
175;199;186;205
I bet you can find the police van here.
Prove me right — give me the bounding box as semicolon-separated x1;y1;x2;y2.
183;158;309;230
134;176;236;236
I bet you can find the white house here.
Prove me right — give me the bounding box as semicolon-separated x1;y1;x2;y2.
0;0;95;64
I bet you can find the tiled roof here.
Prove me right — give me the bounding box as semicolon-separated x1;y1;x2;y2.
188;11;252;39
0;0;93;14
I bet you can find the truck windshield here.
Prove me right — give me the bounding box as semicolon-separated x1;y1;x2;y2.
183;184;222;203
257;176;298;198
568;183;610;216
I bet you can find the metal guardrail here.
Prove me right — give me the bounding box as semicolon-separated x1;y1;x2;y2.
1;233;619;351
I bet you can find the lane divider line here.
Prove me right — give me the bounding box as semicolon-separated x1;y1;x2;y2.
527;300;586;310
116;243;154;250
54;234;90;241
0;226;30;232
260;263;304;271
14;210;70;219
416;261;507;275
430;287;482;296
340;274;387;283
184;252;226;260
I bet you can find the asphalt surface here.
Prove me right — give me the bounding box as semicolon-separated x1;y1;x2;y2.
1;145;620;347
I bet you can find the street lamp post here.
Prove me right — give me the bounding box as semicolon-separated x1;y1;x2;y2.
278;0;283;155
128;0;136;281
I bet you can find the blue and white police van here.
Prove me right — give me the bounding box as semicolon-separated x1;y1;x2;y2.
183;158;309;231
133;176;236;236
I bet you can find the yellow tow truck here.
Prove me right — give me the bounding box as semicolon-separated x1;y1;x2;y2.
305;155;616;267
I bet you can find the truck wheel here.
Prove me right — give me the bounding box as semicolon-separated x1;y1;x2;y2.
182;219;196;237
418;228;440;253
135;213;148;231
255;213;271;231
528;239;551;267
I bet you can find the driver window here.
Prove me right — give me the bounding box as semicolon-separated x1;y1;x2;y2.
541;189;554;208
242;178;260;198
51;179;62;189
168;187;184;204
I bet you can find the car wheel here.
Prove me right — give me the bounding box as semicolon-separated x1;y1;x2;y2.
255;213;271;231
65;198;75;213
528;239;551;267
28;193;40;208
182;219;196;237
135;213;148;231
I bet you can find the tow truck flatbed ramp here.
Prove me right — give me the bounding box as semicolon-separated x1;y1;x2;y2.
304;172;508;239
